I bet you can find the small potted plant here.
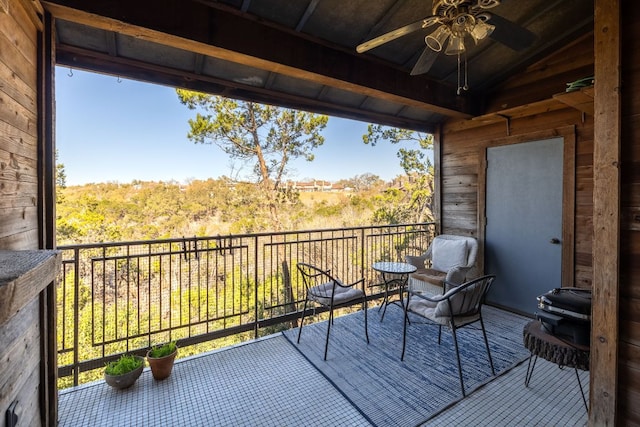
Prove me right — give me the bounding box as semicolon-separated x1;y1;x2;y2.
104;354;144;389
146;341;178;380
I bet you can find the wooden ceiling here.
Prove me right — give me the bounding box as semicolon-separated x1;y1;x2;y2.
43;0;594;133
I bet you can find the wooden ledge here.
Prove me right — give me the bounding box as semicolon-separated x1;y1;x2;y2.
0;250;61;326
553;86;594;115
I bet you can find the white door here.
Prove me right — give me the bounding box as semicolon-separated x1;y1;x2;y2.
485;137;563;315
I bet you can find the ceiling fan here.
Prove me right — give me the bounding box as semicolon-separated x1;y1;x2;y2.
356;0;536;90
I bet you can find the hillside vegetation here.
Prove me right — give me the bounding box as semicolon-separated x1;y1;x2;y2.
56;173;432;246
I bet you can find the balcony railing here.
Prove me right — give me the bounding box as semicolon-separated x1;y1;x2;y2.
56;222;435;386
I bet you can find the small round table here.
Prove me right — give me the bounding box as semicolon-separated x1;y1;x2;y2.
371;262;417;321
523;320;590;411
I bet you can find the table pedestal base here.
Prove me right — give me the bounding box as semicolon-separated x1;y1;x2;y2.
371;262;417;322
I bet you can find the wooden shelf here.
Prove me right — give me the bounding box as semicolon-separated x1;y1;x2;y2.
553;86;594;115
0;250;61;325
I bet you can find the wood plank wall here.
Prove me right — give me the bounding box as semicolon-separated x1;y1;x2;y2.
439;36;595;292
440;14;640;423
439;34;595;290
0;1;45;426
486;32;595;114
441;107;594;289
439;35;601;419
439;34;595;281
619;2;640;424
0;0;40;250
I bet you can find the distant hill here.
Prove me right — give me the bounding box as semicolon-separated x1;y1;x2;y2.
56;175;429;245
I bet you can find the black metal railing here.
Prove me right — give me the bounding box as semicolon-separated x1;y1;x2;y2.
56;222;436;386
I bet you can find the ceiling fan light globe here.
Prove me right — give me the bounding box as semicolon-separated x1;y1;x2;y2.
425;25;450;52
445;35;466;55
470;20;495;43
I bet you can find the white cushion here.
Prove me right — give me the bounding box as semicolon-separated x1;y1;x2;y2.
309;281;364;306
405;297;448;325
434;282;482;317
434;290;469;317
406;287;482;327
431;238;467;272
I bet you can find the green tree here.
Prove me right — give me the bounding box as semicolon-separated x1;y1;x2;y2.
363;125;434;223
176;90;329;231
55;150;67;204
363;125;433;174
56;151;67;189
342;173;383;192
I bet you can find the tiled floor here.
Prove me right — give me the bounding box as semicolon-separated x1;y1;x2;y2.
424;356;588;426
58;336;371;427
58;314;588;427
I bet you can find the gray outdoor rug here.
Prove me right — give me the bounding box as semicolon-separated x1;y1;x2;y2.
282;305;531;427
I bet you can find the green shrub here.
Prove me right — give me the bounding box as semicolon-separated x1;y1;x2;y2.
148;341;177;358
104;354;142;376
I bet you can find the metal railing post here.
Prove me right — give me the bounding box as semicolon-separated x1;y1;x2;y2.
72;247;80;386
360;227;366;290
254;235;259;339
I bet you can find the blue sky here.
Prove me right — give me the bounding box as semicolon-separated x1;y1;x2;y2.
55;68;427;186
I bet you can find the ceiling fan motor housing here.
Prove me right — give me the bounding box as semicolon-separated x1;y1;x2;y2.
431;0;499;44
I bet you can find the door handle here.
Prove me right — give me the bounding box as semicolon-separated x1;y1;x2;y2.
550;238;561;244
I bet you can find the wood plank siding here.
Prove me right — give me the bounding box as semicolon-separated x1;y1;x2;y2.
439;32;599;415
440;34;595;289
441;108;593;283
0;0;40;250
620;1;640;424
439;4;640;421
0;1;55;426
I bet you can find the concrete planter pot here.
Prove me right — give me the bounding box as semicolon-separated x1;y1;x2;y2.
104;355;144;389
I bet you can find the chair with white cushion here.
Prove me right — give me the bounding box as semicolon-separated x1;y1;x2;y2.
401;274;496;396
296;262;369;360
405;234;478;292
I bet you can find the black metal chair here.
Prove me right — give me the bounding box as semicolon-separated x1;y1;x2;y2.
296;262;369;360
401;274;496;396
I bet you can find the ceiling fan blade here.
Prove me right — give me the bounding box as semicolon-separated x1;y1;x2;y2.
410;47;440;76
356;17;436;53
487;13;537;51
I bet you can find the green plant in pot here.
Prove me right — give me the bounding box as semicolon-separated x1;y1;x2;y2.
104;354;144;389
146;341;178;380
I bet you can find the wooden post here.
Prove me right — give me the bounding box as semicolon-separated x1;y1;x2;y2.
39;9;59;427
591;0;621;425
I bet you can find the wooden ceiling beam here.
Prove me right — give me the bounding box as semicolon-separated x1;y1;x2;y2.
42;0;477;119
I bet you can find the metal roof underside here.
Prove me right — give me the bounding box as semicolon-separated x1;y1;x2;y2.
46;0;594;133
